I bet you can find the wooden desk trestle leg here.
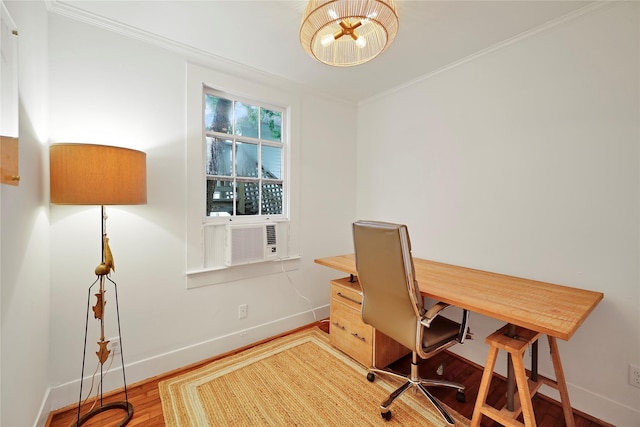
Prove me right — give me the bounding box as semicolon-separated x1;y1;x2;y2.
547;335;576;427
470;324;576;427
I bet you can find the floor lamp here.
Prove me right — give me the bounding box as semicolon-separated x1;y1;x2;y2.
50;143;147;427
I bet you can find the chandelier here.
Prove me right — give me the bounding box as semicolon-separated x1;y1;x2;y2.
300;0;399;67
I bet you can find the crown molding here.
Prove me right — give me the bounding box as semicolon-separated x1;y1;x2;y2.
360;0;613;106
44;1;249;71
44;0;319;99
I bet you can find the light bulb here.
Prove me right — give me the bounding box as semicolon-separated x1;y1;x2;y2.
328;9;338;20
321;34;335;47
356;36;367;48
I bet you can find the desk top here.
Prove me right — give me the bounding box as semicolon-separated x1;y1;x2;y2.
315;254;603;341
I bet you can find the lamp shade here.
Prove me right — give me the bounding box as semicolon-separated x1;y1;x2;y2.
50;143;147;205
300;0;399;67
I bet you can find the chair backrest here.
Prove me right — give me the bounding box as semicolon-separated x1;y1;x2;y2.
352;221;424;351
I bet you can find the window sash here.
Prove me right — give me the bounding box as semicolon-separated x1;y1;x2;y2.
203;87;286;219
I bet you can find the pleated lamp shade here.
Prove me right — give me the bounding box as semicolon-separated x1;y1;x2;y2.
300;0;399;67
50;143;147;205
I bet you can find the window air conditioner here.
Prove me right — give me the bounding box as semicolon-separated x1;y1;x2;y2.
225;223;278;266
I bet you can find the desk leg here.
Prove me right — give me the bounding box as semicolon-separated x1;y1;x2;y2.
512;350;537;427
507;354;515;411
531;339;538;381
548;336;576;427
506;324;517;411
470;346;499;427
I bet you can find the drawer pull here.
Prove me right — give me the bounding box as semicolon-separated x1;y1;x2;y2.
332;321;346;331
337;292;362;305
351;332;366;342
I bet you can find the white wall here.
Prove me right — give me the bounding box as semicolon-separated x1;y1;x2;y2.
43;2;355;423
0;1;51;426
357;2;639;425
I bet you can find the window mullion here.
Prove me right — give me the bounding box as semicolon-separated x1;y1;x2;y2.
231;100;237;216
258;138;262;216
231;137;236;216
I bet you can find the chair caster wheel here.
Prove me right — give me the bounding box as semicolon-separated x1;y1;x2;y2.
381;410;392;421
367;372;375;382
456;390;466;403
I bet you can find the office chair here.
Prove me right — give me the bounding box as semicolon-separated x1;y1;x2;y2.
352;220;470;425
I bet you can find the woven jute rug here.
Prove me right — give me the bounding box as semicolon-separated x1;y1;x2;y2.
159;327;470;426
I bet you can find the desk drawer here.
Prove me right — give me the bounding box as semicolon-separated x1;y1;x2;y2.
330;299;372;366
330;279;363;310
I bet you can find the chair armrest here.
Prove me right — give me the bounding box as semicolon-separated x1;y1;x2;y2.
421;302;451;327
421;303;472;344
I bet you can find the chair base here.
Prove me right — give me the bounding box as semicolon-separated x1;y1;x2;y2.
367;353;465;425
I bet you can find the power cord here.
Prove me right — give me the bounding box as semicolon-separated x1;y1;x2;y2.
81;343;117;412
277;221;317;322
280;259;317;322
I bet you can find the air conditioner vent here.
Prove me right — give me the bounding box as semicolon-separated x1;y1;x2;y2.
266;224;277;246
225;223;278;266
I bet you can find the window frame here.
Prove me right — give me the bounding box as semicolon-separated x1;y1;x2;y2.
203;87;288;221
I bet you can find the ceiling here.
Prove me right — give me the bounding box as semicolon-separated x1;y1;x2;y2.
57;0;594;103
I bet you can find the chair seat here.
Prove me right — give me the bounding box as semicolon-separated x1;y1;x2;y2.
423;316;461;353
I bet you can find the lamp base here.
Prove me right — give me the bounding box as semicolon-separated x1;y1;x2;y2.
73;401;133;427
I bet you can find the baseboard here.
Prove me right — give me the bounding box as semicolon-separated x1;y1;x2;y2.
33;389;52;427
539;382;638;427
44;305;329;416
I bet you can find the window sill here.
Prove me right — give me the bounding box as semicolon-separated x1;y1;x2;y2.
186;255;301;289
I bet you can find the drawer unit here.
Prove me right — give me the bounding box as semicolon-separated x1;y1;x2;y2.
329;277;409;368
330;296;373;366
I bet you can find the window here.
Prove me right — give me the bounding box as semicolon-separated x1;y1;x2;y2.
204;88;286;218
186;63;301;284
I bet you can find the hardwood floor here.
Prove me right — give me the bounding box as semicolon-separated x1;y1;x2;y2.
47;322;613;427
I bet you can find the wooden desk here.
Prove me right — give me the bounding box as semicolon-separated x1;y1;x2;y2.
315;254;604;426
315;254;602;341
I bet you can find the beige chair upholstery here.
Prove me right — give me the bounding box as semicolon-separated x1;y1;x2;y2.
353;220;470;425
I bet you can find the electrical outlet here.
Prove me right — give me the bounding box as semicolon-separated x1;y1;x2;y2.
238;304;248;319
629;364;640;388
110;337;121;356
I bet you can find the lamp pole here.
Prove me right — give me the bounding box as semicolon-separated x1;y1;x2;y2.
74;206;133;427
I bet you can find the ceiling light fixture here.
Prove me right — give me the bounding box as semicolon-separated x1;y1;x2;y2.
300;0;399;67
